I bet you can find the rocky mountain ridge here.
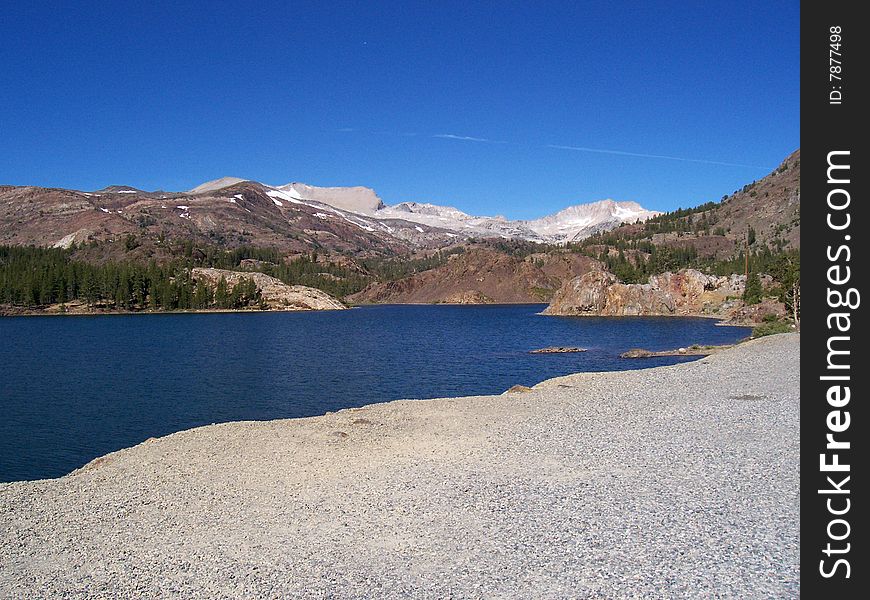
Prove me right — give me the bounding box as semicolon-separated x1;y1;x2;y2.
0;177;659;259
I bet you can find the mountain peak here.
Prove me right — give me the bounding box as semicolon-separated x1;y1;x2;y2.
275;182;385;213
189;177;248;194
525;199;661;242
95;185;146;194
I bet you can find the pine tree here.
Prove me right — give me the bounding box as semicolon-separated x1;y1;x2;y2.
215;276;229;309
743;271;763;305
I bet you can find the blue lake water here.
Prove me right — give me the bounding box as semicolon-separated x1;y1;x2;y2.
0;305;751;482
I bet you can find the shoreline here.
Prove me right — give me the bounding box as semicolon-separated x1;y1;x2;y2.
537;308;764;327
0;334;799;596
1;301;552;317
0;305;350;318
2;302;763;328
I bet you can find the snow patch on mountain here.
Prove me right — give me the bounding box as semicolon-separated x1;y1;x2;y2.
266;189;303;205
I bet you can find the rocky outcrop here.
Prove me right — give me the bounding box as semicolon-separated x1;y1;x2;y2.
529;347;587;354
543;268;781;322
620;345;731;358
541;270;617;314
438;290;494;304
721;298;788;325
603;280;676;316
191;268;346;311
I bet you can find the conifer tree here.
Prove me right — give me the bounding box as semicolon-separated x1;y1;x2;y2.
743;271;763;305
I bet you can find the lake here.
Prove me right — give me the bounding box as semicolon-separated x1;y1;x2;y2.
0;305;751;482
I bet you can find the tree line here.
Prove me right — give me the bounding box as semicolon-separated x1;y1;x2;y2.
1;245;260;311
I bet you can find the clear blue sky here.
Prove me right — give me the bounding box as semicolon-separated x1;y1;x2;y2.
0;1;799;219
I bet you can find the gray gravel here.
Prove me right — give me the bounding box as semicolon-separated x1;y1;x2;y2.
0;334;800;598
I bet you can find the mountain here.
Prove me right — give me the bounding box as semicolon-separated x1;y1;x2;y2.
705;149;800;251
583;149;800;260
525;200;660;242
0;149;799;312
373;198;659;243
189;177;247;194
0;178;660;259
538;150;801;321
275;183;385;214
348;248;599;304
0;181;450;259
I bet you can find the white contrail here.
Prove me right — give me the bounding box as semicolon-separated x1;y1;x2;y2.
434;134;506;144
546;144;771;169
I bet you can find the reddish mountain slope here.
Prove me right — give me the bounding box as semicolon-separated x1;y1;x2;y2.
349;249;598;304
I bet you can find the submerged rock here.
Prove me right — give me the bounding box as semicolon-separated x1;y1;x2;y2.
620;344;731;358
529;347;587;354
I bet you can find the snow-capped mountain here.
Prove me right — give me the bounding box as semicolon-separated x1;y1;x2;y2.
371;196;658;243
525;200;660;242
376;202;542;241
186;177;660;244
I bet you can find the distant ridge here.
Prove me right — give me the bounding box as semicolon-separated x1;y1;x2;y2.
189;177;247;194
179;177;660;244
1;168;687;260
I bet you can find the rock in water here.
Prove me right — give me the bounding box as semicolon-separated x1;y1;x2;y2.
529;347;587;354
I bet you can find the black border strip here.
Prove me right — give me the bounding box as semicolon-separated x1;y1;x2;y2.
801;2;867;595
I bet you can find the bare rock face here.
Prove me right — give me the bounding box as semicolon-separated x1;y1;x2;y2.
543;268;780;322
52;228;94;249
603;281;675;316
722;298;788;324
650;270;716;307
541;270;616;315
190;268;346;311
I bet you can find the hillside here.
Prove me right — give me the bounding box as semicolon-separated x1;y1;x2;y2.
349;248;598;304
353;150;800;313
577;149;800;262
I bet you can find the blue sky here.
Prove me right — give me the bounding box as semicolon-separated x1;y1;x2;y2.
0;1;799;219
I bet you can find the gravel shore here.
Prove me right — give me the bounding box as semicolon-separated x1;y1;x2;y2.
0;334;799;598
